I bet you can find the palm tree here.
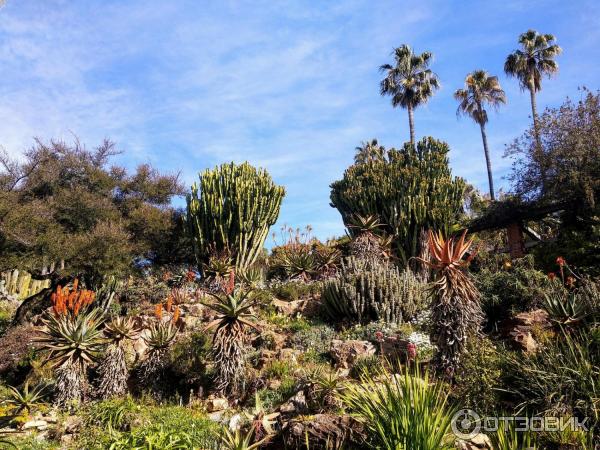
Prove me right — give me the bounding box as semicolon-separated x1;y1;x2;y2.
504;30;562;189
380;45;440;146
354;139;386;164
454;70;506;200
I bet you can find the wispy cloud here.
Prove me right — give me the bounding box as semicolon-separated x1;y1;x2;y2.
0;0;598;239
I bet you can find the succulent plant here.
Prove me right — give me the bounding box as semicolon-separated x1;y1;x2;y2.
4;382;49;416
137;320;179;400
202;287;260;395
321;257;426;324
97;316;140;399
187;162;285;274
37;308;105;407
423;229;483;376
330;137;465;268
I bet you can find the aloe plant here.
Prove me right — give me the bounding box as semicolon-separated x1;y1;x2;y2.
37;308;105;407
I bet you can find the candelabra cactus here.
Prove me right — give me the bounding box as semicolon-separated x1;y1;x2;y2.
187;162;285;274
330;137;465;268
321;257;426;324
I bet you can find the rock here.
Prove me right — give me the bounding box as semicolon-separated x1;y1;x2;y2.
208;410;226;422
503;309;551;353
277;348;301;363
330;340;376;369
282;414;366;449
273;298;311;317
206;396;229;412
278;390;307;416
228;413;242;431
456;433;492;449
379;335;411;360
268;379;281;390
22;420;48;430
511;330;538;353
64;415;82;434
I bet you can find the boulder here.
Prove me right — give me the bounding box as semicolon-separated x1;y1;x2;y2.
330;340;376;369
206;396;229;412
22;420;48;431
278;390;307;416
282;414;366;449
503;309;551;353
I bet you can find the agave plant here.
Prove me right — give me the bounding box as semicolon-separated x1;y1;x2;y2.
423;229;483;377
97;316;140;399
37;308;105;408
543;280;599;326
341;364;456;450
244;394;280;442
138;319;178;399
3;382;49;416
347;213;385;235
238;266;265;289
219;427;269;450
202;283;260;395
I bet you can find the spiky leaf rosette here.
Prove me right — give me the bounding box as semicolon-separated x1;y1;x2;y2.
104;316;139;344
138;320;178;399
202;288;260;395
38;308;105;371
425;229;483;377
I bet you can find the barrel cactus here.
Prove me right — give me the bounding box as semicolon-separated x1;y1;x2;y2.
330;137;465;269
187;162;285;274
321;257;426;324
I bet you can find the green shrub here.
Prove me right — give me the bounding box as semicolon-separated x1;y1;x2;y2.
257;376;297;410
475;255;552;327
270;280;321;301
290;324;337;354
169;331;212;390
342;365;456;449
451;337;505;416
79;401;220;449
349;355;383;379
322;257;427;324
503;327;599;428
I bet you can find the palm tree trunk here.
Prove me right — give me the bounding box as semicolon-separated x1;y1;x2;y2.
479;121;495;200
407;104;415;146
528;80;546;193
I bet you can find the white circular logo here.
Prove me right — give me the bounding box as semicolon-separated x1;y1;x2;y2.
451;409;481;439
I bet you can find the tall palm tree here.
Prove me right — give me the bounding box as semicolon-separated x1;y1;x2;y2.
354;138;386;164
380;45;440;146
454;70;506;200
504;30;562;190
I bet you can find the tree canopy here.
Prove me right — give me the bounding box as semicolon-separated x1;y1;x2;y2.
0;139;189;281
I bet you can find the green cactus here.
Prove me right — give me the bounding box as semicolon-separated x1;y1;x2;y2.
321;257;426;324
330;137;465;267
187;162;285;273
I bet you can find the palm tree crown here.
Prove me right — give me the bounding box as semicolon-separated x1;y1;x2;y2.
354;139;386;164
454;70;506;125
454;70;506;201
380;45;440;145
504;30;562;92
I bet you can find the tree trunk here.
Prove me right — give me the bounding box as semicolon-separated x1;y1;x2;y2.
479;121;495;200
407;104;415;146
528;80;546;193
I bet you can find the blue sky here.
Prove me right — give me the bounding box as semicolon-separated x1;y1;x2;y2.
1;0;599;242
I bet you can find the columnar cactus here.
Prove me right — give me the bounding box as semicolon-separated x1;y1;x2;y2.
186;162;285;273
330;137;465;268
321;257;426;324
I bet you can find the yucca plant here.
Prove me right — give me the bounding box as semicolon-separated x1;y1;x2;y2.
202;276;260;395
97;317;140;399
3;382;49;416
341;364;456;450
37;308;105;408
422;229;483;377
138;318;178;399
